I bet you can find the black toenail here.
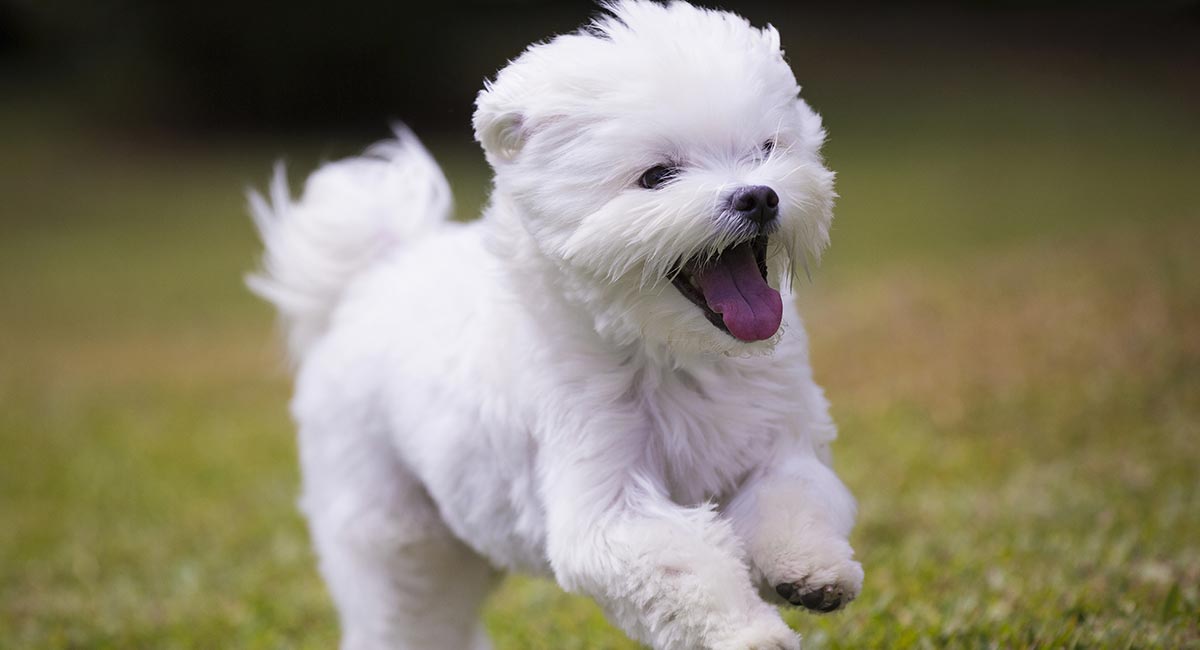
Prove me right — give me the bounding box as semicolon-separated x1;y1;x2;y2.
798;589;827;610
817;598;842;613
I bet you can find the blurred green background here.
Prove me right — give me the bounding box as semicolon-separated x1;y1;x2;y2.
1;1;1198;648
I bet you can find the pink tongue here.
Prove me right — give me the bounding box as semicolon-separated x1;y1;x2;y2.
695;243;783;342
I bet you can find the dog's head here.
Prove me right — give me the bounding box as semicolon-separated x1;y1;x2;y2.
475;0;834;356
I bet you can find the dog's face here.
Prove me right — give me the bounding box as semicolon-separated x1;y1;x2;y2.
475;1;834;355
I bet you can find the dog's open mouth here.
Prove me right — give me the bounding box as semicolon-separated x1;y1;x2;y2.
671;235;783;342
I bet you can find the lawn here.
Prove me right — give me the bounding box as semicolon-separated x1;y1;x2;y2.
1;75;1198;648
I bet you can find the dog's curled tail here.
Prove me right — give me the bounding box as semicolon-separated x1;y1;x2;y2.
247;126;452;361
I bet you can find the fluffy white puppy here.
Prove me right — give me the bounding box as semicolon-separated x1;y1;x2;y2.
250;2;862;649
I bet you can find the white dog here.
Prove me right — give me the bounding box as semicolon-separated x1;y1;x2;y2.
249;2;862;648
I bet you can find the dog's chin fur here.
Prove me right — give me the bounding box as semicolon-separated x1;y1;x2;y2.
487;190;790;361
249;2;860;649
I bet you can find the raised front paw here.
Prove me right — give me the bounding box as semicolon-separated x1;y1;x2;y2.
758;536;863;614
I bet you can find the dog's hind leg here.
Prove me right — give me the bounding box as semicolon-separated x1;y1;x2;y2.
315;526;499;650
298;417;499;650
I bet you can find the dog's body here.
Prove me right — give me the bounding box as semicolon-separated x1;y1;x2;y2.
251;3;862;649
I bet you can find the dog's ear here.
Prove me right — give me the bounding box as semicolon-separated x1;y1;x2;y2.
474;86;527;164
476;111;526;163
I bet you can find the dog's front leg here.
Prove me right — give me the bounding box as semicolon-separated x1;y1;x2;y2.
725;443;863;614
540;431;799;650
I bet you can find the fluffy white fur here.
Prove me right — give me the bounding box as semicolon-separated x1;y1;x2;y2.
249;2;862;649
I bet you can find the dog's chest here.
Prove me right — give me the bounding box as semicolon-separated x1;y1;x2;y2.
635;366;788;505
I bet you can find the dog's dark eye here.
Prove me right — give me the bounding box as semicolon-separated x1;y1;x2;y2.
761;139;776;156
638;165;677;190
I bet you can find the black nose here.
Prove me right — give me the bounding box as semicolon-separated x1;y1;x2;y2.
730;185;779;225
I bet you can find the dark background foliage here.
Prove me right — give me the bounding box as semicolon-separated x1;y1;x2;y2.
4;1;1198;139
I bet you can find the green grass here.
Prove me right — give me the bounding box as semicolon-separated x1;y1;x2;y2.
1;80;1198;648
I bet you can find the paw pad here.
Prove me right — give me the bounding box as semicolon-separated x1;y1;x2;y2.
774;582;848;613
